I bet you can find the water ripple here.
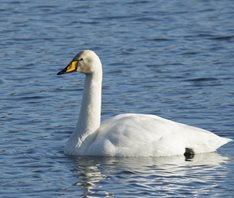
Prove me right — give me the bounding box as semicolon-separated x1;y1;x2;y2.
0;0;234;197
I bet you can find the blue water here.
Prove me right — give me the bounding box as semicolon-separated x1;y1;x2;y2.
1;0;234;197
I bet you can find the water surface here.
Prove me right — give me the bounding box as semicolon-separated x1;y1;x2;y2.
0;0;234;197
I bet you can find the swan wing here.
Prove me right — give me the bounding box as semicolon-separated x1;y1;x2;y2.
86;114;231;157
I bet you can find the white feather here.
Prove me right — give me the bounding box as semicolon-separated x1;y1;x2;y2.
61;50;232;157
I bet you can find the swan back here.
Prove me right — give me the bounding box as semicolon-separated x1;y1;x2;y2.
84;114;231;157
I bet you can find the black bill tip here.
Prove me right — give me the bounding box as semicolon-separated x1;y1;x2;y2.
57;68;66;75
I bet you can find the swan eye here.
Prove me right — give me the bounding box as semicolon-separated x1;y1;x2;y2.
79;58;84;61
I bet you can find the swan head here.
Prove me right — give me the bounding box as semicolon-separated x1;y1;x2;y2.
57;50;102;75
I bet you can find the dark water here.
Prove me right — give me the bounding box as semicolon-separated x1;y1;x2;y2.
1;0;234;197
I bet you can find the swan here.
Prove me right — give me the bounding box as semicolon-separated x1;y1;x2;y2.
57;50;232;157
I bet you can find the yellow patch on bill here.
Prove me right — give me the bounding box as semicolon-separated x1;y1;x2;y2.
66;60;78;73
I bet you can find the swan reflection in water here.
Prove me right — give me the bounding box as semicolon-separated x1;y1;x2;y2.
70;152;229;197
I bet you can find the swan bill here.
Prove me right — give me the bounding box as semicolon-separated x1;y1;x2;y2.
57;60;78;75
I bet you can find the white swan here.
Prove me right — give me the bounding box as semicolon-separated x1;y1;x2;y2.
57;50;232;157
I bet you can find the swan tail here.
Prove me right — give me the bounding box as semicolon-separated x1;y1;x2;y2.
214;136;232;151
222;137;233;144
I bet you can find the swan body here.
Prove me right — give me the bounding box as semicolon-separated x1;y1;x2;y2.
58;50;232;157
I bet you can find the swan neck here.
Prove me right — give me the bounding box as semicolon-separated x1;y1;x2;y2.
76;71;102;140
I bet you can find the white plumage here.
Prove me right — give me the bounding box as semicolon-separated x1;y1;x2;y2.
58;50;232;157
